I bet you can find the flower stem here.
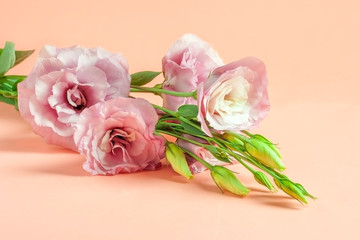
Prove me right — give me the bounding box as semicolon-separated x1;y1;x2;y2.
214;137;255;173
130;85;197;98
152;104;178;116
226;131;250;144
155;129;208;148
180;147;214;170
232;149;281;179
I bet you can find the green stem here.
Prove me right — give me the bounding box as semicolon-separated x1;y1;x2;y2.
241;130;254;137
152;104;178;116
168;124;211;142
153;103;204;134
131;85;197;98
155;129;209;148
155;127;214;170
158;116;179;122
226;131;250;144
213;137;255;173
180;147;214;170
208;134;283;179
234;150;280;179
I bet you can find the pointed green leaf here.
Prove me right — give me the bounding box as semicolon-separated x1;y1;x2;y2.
178;104;198;118
0;94;16;106
0;42;16;77
14;49;35;67
0;89;17;97
0;48;35;69
130;71;161;86
179;119;205;136
0;75;26;91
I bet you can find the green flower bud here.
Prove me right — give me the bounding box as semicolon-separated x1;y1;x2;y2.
294;183;316;200
223;133;244;147
165;142;193;179
274;178;308;204
210;165;250;196
253;171;275;191
253;134;282;158
245;138;285;171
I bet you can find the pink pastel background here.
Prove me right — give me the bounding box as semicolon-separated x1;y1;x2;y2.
1;0;359;239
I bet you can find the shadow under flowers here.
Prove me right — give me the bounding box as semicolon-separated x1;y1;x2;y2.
20;154;88;177
0;135;76;154
143;166;303;209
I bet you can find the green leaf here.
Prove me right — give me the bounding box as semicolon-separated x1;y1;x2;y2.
0;42;16;77
0;75;26;91
0;47;35;69
130;71;161;86
180;119;205;136
178;104;198;118
0;94;16;106
0;89;17;97
14;49;35;67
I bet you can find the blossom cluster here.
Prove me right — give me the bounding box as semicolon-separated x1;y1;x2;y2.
0;35;314;203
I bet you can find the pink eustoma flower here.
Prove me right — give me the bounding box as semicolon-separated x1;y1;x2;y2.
197;57;270;136
162;34;223;111
73;97;165;175
17;45;130;150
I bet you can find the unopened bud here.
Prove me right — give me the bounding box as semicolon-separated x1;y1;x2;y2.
274;178;308;204
245;138;285;171
165;142;193;179
253;134;282;158
253;171;275;191
294;183;316;200
210;165;249;196
223;133;244;147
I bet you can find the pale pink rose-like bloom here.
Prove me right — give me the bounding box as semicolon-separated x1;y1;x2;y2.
177;135;224;174
74;97;165;175
162;34;223;111
17;45;130;151
197;57;270;136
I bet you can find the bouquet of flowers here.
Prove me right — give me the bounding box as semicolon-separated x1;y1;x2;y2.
0;34;314;204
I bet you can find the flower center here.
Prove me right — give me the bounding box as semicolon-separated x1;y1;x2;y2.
100;128;136;154
67;86;87;111
211;77;250;115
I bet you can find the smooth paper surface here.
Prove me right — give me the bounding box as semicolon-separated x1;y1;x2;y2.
0;0;359;239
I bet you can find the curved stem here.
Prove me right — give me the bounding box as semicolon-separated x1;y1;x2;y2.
155;129;208;147
229;149;280;179
153;103;204;134
159;121;212;143
131;85;197;98
180;147;213;170
152;104;178;116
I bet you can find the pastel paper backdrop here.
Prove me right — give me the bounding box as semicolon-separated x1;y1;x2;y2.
0;0;359;239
